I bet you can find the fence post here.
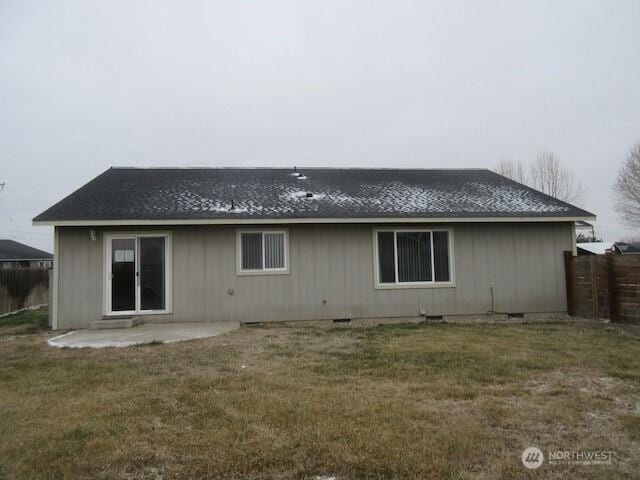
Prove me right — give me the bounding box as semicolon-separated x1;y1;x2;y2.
48;269;53;327
564;251;574;316
607;254;618;322
590;256;598;319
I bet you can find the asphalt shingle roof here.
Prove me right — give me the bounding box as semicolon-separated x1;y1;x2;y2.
33;167;594;222
0;240;52;260
614;242;640;254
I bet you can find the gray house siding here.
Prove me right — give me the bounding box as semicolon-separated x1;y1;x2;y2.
55;222;573;329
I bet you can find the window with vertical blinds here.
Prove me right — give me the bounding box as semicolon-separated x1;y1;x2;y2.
264;233;285;269
376;229;453;285
239;231;288;273
241;233;262;270
397;232;432;282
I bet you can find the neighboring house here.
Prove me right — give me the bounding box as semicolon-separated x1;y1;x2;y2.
33;167;595;330
576;242;613;256
0;239;53;269
612;242;640;255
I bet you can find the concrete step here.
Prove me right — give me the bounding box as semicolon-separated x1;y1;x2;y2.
90;316;142;330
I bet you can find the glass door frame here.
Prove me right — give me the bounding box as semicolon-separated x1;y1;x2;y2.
103;232;172;316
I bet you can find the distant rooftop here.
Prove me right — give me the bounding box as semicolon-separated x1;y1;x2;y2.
576;242;613;255
34;167;595;223
0;239;52;261
613;242;640;255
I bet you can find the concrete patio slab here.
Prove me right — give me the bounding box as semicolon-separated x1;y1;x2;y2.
48;322;239;348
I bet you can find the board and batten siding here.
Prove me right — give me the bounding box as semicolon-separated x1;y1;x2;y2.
54;222;573;329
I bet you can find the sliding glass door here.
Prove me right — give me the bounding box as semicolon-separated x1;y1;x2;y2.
111;238;136;312
139;236;166;311
106;234;171;315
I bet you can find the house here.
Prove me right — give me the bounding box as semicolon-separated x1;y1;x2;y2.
576;242;613;256
0;239;53;269
33;167;595;330
612;242;640;255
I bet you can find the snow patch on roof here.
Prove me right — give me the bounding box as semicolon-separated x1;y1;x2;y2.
577;242;613;255
285;191;328;201
33;168;595;222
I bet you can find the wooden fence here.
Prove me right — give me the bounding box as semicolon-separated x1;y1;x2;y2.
564;251;640;324
0;269;49;315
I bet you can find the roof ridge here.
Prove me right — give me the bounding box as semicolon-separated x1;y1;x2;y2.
109;166;491;171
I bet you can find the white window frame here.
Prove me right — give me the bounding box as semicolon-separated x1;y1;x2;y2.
236;228;289;275
103;232;173;316
372;227;455;289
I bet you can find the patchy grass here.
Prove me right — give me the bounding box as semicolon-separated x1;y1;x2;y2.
0;306;48;335
0;321;639;479
620;414;640;442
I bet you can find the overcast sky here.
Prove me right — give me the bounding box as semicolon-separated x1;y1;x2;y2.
1;0;639;251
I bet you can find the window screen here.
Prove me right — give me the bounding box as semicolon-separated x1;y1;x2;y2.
264;232;285;269
241;233;263;270
240;231;287;272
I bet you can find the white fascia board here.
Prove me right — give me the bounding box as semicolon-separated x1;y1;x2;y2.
33;215;596;227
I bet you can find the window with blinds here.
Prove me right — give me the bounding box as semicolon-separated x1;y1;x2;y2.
238;230;288;273
376;229;453;286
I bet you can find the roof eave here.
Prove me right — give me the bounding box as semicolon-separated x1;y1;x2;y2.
0;258;53;261
33;215;597;227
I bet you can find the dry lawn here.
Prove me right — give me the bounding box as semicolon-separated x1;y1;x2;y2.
1;311;639;479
